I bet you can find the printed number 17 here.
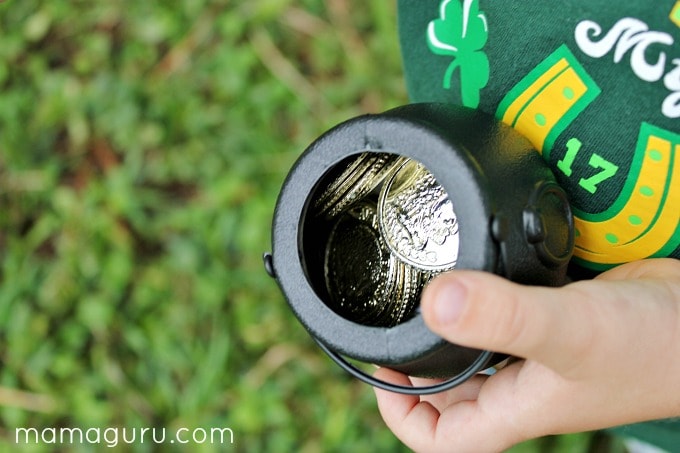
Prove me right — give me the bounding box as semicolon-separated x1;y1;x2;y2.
557;137;619;194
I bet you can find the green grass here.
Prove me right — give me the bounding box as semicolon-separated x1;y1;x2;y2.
0;1;625;451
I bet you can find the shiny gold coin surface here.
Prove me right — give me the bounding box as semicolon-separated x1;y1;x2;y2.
324;203;394;326
385;261;423;326
315;154;404;219
318;154;456;327
323;202;428;327
378;159;459;271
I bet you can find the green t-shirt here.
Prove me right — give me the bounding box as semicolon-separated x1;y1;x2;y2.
398;0;680;272
397;0;680;448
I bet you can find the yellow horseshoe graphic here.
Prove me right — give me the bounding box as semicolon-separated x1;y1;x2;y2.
497;46;680;269
497;45;600;158
574;126;680;265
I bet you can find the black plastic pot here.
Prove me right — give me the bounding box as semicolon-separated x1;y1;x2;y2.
265;103;574;394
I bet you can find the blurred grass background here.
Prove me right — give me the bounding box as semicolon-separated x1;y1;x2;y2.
0;0;625;451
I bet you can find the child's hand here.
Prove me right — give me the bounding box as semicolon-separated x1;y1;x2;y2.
374;258;680;452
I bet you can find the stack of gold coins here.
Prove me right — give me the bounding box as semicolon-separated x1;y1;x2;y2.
317;153;459;328
314;153;404;219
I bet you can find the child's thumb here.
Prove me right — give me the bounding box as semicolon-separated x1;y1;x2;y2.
420;270;597;372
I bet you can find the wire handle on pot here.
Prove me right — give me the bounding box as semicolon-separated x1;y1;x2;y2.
314;338;494;395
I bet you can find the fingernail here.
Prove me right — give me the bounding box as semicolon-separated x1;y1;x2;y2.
431;280;467;325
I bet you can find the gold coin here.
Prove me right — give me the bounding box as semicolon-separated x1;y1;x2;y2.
384;261;421;326
324;203;393;326
315;153;404;219
323;202;426;327
378;159;459;271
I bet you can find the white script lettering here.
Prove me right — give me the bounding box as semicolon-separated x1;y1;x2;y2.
575;17;679;118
